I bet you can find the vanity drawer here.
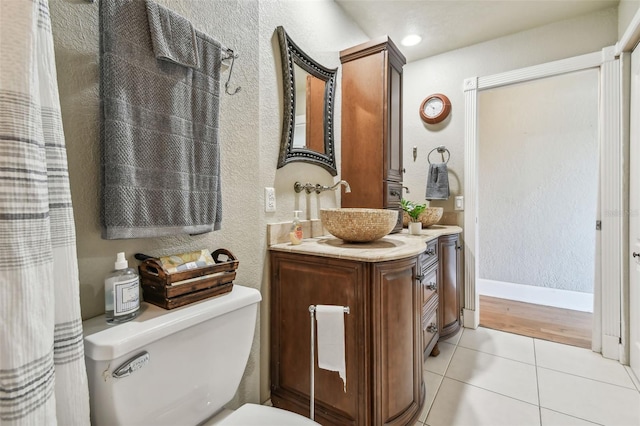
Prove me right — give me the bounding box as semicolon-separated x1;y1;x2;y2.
419;239;438;271
422;300;439;355
420;264;438;306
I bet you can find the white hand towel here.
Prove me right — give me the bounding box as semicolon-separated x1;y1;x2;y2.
315;305;347;392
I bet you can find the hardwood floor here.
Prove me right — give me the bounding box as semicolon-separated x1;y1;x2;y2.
479;295;592;349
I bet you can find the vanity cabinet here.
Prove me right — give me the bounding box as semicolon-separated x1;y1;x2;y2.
270;251;424;426
437;234;462;340
339;37;406;232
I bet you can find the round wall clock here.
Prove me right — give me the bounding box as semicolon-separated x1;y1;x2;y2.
420;93;451;124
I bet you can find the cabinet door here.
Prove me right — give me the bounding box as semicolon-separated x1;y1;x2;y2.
371;258;423;425
270;252;369;425
438;234;461;340
340;52;385;209
385;60;403;183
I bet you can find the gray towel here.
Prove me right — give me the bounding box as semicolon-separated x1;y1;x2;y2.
100;0;223;239
425;163;450;200
146;1;199;68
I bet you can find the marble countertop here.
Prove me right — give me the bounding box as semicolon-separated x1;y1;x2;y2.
268;225;462;262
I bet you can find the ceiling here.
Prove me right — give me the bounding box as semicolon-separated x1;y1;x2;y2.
335;0;619;62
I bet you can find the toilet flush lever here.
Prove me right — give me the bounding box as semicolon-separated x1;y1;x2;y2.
112;351;150;379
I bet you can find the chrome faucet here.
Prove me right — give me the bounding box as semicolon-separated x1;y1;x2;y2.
315;180;351;194
294;180;351;194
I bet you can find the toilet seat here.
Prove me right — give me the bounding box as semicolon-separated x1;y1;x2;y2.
217;404;320;425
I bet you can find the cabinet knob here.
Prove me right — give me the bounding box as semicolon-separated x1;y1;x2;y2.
426;282;436;291
427;324;438;333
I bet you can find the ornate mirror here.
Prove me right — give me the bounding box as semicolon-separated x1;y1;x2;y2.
276;26;338;176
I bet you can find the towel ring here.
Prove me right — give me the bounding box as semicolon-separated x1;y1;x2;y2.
427;146;450;164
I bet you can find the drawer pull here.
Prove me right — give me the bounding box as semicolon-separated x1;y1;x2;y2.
390;190;400;197
425;248;435;256
426;282;436;291
416;274;425;281
427;324;438;333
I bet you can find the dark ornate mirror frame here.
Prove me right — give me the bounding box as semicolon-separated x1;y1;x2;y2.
276;26;338;176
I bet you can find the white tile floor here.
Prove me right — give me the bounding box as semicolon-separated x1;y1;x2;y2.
416;327;640;426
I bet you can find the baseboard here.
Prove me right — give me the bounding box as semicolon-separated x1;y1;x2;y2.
601;334;620;361
463;308;479;329
478;279;593;313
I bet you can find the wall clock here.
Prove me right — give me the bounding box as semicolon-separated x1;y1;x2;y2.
420;93;451;124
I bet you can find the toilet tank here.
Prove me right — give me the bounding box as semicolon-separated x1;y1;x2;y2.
83;285;261;426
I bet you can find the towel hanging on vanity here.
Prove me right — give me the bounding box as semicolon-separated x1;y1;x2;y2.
100;0;225;239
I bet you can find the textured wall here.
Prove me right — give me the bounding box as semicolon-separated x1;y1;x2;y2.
49;0;365;411
401;8;618;227
478;70;599;293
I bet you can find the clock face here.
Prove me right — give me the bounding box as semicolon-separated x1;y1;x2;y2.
419;94;451;124
424;98;444;118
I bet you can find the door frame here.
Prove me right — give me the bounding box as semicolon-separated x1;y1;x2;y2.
462;46;625;360
629;44;640;382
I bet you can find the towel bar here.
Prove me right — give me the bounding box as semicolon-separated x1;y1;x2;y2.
308;305;349;421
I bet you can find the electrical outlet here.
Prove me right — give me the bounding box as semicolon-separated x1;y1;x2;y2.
265;187;276;212
454;195;464;211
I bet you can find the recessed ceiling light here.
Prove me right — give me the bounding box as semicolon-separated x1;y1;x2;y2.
401;34;422;47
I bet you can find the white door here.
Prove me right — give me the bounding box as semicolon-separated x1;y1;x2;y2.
630;45;640;382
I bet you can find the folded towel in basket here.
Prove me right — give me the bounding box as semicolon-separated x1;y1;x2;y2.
425;162;450;200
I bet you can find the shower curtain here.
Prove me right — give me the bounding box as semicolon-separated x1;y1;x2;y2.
0;1;90;424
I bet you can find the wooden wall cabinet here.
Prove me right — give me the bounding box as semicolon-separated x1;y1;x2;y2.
437;234;462;340
339;37;406;232
270;251;424;426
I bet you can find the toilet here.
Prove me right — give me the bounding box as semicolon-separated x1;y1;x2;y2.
83;285;318;425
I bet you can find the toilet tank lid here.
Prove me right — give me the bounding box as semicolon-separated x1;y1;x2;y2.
83;285;261;361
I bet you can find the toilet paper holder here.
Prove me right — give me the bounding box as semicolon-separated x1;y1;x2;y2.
308;305;350;421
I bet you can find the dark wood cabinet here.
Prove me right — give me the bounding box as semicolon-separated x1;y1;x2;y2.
339;37;406;232
438;234;462;340
270;251;424;426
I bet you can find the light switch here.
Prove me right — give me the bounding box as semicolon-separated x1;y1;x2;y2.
454;195;464;211
265;187;276;212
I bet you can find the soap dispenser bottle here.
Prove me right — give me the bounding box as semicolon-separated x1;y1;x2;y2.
105;252;140;324
289;210;303;245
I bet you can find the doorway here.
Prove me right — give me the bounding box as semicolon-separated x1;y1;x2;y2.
475;70;598;348
463;48;624;359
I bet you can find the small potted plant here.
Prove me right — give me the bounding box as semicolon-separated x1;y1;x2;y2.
401;199;426;235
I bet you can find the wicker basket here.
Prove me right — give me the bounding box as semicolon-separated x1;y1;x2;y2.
138;248;238;309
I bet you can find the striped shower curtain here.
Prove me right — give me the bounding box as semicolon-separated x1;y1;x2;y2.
0;1;90;424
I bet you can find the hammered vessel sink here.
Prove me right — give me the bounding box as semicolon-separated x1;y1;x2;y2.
320;208;398;243
402;207;444;227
